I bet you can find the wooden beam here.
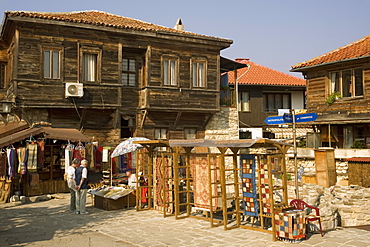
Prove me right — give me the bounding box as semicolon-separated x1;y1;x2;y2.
202;113;213;129
174;112;182;128
0;114;8;124
140;110;148;129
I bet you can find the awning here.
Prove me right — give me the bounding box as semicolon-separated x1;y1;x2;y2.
0;121;29;138
0;126;90;148
220;57;247;73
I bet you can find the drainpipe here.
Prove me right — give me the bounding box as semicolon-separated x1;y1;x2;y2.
235;64;251;138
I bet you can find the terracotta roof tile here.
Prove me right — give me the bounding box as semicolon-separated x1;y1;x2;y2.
5;10;229;42
228;59;305;86
292;35;370;70
345;157;370;163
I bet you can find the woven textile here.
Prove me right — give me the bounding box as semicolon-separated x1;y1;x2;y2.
17;147;27;175
190;155;219;211
259;162;271;214
275;210;306;240
27;143;37;171
153;155;173;213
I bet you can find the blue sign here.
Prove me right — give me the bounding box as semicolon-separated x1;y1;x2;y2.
295;112;318;123
265;112;318;125
264;116;285;125
283;113;293;123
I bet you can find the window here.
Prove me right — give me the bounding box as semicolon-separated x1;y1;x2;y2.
155;128;167;140
238;91;250;111
82;53;98;82
43;49;60;79
329;68;363;97
122;58;137;86
155;128;167;151
184;128;197;139
192;62;206;87
163;59;178;86
0;63;6;88
263;93;291;113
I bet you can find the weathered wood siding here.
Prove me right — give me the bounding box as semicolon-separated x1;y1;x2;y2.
306;64;370;116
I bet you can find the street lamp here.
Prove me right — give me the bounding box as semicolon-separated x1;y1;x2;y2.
0;101;12;113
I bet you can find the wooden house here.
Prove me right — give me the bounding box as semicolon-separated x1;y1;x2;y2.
291;35;370;148
0;10;246;197
0;10;238;145
224;58;306;139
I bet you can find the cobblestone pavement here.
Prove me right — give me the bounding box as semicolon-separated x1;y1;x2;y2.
0;194;369;247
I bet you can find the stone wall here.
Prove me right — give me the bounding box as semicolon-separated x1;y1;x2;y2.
287;183;370;230
205;107;239;141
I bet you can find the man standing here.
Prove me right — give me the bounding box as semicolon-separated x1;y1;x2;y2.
67;158;79;212
125;169;137;189
74;159;89;214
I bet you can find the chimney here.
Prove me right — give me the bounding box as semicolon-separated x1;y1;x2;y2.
174;18;184;31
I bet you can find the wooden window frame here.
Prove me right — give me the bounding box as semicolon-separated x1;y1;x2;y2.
238;91;250;112
184;128;197;139
162;56;179;87
329;68;364;98
79;46;101;83
122;57;137;86
42;47;63;81
191;58;207;88
263;92;291;113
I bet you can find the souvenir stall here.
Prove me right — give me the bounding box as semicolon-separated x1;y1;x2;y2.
0;125;91;198
134;138;304;241
88;137;149;211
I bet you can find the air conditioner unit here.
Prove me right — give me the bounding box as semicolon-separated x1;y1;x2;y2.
65;83;84;98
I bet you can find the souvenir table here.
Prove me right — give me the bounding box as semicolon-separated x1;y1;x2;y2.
275;210;306;241
89;186;136;210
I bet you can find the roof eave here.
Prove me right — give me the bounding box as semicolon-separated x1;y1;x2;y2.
290;54;370;72
4;15;233;48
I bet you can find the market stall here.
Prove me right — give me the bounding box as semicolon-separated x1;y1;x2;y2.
134;138;296;241
0;124;97;199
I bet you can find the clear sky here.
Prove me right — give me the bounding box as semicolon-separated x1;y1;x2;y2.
1;0;370;78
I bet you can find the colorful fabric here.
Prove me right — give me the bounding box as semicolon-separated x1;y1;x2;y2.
260;162;271;214
37;140;44;168
27;143;38;171
0;155;6;176
74;143;86;161
275;210;306;240
64;144;74;173
6;148;16;177
153;155;174;214
85;143;94;169
241;156;258;216
190;154;219;211
17;147;27;175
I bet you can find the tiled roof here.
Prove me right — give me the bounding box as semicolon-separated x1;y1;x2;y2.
4;10;230;42
345;157;370;163
291;35;370;70
228;59;305;86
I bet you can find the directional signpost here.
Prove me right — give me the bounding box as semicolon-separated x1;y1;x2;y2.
264;111;318;199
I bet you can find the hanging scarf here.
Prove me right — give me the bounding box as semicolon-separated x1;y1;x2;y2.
27;143;38;171
37;140;45;168
17;147;28;175
74;142;86;161
64;144;74;173
6;148;15;177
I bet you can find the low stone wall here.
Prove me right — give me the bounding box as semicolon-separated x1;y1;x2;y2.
287;183;370;230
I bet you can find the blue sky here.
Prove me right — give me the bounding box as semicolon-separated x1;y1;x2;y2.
1;0;370;78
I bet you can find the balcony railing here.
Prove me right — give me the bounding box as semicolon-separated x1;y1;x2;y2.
220;87;236;107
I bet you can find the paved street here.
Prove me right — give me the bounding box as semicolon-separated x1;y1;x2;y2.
0;194;369;247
